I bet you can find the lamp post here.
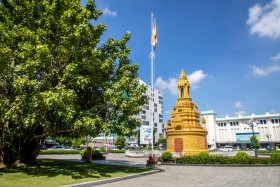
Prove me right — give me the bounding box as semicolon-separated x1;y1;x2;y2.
266;133;272;149
247;118;259;158
265;133;272;141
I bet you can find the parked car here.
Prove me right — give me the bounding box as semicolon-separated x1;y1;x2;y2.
47;146;65;150
219;145;233;152
232;147;240;150
64;146;73;150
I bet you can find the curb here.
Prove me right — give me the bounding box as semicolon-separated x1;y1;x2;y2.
60;168;165;187
161;163;280;167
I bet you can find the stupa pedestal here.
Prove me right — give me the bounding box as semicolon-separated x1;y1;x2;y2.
166;69;208;155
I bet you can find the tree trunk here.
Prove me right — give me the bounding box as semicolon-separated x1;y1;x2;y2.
2;145;17;166
18;138;41;163
19;124;44;163
2;124;44;166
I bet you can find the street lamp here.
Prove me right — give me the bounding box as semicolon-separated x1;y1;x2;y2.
265;133;272;141
265;134;272;150
247;118;259;158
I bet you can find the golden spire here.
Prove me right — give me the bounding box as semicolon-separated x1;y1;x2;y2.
178;69;190;98
179;69;187;80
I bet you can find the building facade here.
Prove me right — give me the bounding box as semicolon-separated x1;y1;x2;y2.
201;111;280;150
134;79;164;144
91;79;164;147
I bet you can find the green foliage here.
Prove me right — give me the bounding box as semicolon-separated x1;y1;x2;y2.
235;152;249;158
234;152;252;164
258;150;272;154
271;151;280;159
0;0;147;165
110;150;125;153
99;147;106;153
160;152;173;162
157;135;166;148
250;136;260;149
92;150;103;158
80;148;103;159
80;148;87;157
54;136;86;147
115;136;126;150
173;152;280;165
39;150;80;154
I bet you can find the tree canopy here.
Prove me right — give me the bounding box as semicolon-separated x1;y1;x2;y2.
0;0;147;165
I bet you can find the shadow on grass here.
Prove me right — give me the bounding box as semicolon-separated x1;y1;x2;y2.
0;159;150;180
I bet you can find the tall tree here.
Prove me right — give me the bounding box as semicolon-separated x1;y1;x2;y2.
0;0;147;165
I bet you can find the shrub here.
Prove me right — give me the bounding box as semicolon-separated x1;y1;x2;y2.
171;152;280;165
99;147;106;152
80;148;87;157
161;152;172;162
40;150;81;155
80;148;105;160
234;152;252;164
110;150;125;153
271;151;280;164
92;150;104;159
235;152;249;158
271;151;280;158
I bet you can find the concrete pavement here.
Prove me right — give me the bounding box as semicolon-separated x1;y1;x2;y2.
38;153;280;187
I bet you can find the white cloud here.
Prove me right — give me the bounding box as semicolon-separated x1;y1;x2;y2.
188;70;207;89
234;102;243;110
246;0;280;39
103;8;117;17
235;111;247;117
155;77;177;95
271;51;280;61
252;64;280;76
155;70;207;95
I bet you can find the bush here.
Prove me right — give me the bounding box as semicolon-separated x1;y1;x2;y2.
80;148;105;160
99;147;106;152
92;150;103;159
160;152;172;162
40;150;81;155
174;151;280;165
271;151;280;164
234;152;252;164
271;151;280;158
110;150;125;153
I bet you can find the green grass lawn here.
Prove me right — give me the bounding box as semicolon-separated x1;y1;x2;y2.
0;159;151;187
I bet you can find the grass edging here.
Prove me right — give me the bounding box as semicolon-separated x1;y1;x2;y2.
60;168;165;187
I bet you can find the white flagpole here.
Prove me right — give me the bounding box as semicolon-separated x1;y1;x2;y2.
150;12;154;156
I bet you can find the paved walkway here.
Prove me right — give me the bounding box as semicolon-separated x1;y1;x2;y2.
38;154;280;187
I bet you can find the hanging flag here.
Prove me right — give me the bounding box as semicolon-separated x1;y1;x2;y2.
151;18;157;48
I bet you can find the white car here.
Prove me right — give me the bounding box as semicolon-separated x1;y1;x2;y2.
219;146;233;152
47;146;65;150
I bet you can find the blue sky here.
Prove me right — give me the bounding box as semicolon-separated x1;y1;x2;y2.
83;0;280;122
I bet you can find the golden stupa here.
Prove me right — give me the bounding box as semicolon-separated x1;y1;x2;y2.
166;69;208;155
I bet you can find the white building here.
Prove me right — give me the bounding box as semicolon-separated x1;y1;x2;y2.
134;79;164;143
201;111;280;150
92;79;164;147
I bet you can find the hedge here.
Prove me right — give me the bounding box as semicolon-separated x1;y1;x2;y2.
40;150;81;154
109;150;125;153
159;151;280;165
